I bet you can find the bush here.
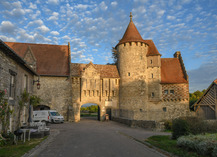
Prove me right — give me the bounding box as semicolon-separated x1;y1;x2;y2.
177;134;217;156
172;118;190;139
164;120;172;131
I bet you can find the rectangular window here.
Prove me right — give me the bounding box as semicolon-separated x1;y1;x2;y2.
151;92;155;97
128;72;130;76
150;60;153;64
164;90;168;94
9;72;16;98
115;79;118;85
24;75;28;92
170;90;174;94
151;73;154;78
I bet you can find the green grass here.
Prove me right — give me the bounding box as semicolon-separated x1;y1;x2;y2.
146;135;207;157
0;136;47;157
80;112;98;117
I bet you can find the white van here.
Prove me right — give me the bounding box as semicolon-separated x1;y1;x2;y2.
33;110;64;124
33;110;51;123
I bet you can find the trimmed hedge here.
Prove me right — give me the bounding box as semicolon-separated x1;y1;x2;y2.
171;117;217;139
177;134;217;157
172;118;190;139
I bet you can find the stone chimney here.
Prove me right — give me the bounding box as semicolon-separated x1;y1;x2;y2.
174;51;181;58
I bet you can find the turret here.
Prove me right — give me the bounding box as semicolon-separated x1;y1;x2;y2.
115;13;149;119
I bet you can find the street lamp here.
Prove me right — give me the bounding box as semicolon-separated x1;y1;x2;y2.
33;76;40;89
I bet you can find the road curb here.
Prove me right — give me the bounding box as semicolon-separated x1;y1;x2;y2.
22;129;60;157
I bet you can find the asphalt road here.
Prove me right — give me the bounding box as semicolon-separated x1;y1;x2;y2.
29;117;170;157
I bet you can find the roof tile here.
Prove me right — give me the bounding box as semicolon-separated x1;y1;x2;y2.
5;42;70;76
161;58;188;84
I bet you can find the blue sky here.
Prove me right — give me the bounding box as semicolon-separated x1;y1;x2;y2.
0;0;217;92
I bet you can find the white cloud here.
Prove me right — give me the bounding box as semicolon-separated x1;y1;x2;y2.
62;35;71;40
0;35;16;42
0;21;16;35
12;1;22;8
75;4;90;10
157;10;165;17
8;8;25;18
48;12;59;21
132;6;146;14
134;0;148;2
17;29;35;41
29;2;37;9
27;19;43;27
37;25;50;33
50;31;60;36
111;1;118;7
99;1;108;11
186;14;193;21
47;0;59;5
167;15;176;20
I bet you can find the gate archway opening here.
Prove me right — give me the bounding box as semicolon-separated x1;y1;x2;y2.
33;105;50;111
80;103;100;121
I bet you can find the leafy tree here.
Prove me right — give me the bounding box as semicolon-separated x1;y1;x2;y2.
107;47;118;66
30;95;41;107
189;89;206;110
0;90;13;135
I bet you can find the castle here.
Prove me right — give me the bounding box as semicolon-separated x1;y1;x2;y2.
1;13;190;129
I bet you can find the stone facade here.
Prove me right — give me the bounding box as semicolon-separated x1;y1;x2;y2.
70;63;119;122
33;76;72;120
0;43;36;132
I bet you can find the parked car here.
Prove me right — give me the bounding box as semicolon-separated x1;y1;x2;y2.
49;110;64;123
33;110;64;124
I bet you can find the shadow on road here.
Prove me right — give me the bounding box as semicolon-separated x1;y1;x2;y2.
80;116;98;121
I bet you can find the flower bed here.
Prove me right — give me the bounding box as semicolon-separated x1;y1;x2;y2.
177;134;217;157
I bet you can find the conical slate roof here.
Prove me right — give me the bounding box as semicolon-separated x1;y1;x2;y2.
116;13;145;47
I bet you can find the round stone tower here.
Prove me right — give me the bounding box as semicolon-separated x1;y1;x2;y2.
115;13;149;120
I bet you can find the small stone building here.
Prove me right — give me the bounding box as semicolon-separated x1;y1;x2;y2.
5;42;72;119
194;79;217;119
0;40;37;132
3;13;190;127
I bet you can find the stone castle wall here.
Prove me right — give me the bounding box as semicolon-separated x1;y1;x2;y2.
33;76;72;120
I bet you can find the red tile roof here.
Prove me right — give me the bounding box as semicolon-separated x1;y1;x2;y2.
117;20;144;46
5;42;70;76
161;58;188;84
71;63;120;78
115;19;161;56
144;40;161;56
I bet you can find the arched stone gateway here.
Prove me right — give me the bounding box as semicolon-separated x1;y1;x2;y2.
80;103;100;121
69;62;120;122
